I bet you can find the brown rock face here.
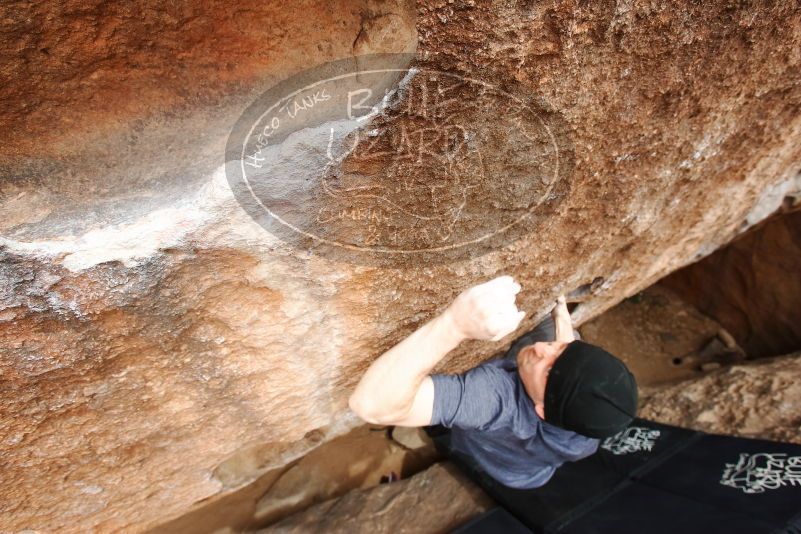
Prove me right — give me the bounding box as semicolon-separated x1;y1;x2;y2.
640;351;801;444
260;462;493;534
663;209;801;360
152;424;440;533
2;1;801;532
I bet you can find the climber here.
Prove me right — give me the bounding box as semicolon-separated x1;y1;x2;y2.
348;275;638;490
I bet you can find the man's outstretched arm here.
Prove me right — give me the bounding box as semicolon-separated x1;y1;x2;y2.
348;276;525;426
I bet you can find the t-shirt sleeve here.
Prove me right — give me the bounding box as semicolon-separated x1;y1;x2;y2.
429;363;516;431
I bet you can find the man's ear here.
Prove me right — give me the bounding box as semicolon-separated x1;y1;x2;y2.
516;344;530;365
535;402;545;420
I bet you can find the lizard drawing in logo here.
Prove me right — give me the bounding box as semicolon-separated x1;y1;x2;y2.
228;61;570;262
321;113;484;246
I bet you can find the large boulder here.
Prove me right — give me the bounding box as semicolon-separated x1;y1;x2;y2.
2;1;801;531
640;351;801;444
260;462;493;534
152;424;440;533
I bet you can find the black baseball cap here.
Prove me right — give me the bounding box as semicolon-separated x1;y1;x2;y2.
543;340;638;438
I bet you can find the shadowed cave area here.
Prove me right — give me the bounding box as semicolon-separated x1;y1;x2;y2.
2;1;801;533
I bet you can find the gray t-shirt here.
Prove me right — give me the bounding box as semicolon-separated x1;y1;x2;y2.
430;355;599;489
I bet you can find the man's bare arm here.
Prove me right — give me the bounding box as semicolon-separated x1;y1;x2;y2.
348;276;525;426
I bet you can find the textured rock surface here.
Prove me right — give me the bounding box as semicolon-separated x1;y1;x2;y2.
249;425;437;527
2;1;801;532
152;424;440;533
260;462;493;534
391;425;436;452
640;351;801;444
663;209;801;359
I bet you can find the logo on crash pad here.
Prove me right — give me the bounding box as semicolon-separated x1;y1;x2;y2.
601;426;661;455
225;54;574;265
720;452;801;494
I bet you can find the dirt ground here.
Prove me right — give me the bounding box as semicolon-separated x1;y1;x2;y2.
579;285;746;387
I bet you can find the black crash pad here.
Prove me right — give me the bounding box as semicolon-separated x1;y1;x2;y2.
431;419;801;534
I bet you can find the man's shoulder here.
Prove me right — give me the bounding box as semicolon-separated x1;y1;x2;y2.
429;356;522;431
467;357;526;411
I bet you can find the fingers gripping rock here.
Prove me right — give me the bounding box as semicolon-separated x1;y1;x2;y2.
448;276;526;341
551;294;575;343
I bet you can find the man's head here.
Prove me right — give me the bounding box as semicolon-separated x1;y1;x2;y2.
517;340;638;439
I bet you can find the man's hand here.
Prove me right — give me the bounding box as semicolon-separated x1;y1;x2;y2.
552;295;575;343
443;275;526;342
